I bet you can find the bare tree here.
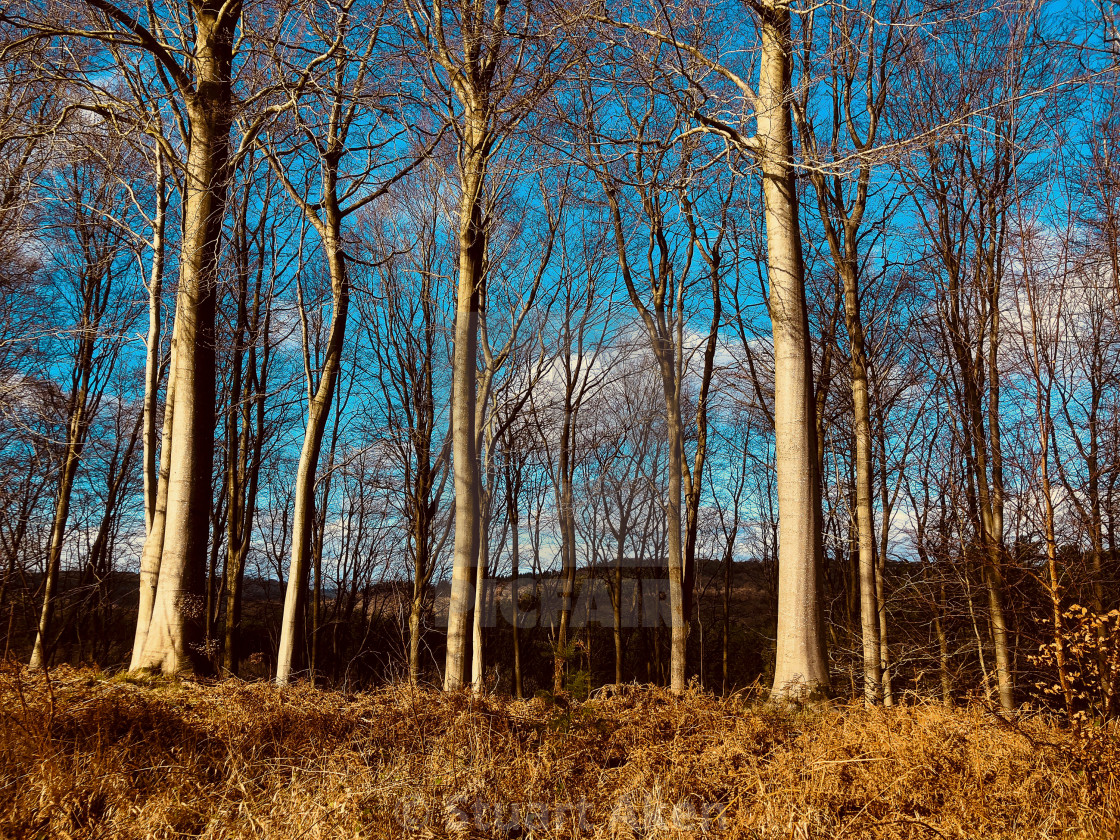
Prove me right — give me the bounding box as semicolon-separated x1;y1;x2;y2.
794;0;903;704
265;0;438;687
400;0;578;690
29;138;139;667
893;3;1058;708
359;167;455;684
598;0;830;696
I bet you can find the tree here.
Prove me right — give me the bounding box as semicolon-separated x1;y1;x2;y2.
359;166;454;685
599;0;830;696
401;0;578;690
267;0;436;687
29;137;139;667
794;0;902;704
893;2;1057;709
220;155;284;675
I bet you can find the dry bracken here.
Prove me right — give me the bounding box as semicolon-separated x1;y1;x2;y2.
0;665;1115;839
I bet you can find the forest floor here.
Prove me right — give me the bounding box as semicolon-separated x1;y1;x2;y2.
0;665;1115;839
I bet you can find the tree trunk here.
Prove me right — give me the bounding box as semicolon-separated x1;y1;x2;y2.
143;152;167;533
444;144;486;692
276;227;348;686
136;4;238;675
222;293;268;676
132;151;171;672
760;1;829;700
503;453;523;698
985;254;1014;711
471;489;491;692
28;404;87;668
131;333;177;670
408;500;431;685
874;432;894;706
663;392;687;693
721;528;735;695
610;511;629;687
553;400;577;694
842;262;882;705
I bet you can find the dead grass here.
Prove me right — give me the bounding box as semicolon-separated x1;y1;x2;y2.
0;665;1115;839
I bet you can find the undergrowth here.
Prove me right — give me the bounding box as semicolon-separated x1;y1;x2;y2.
0;664;1115;839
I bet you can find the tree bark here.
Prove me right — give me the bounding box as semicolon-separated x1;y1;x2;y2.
142;152;167;534
843;263;882;705
136;1;239;675
276;226;348;686
761;0;829;699
130;330;177;670
28;401;88;668
444;144;486;691
131;150;170;671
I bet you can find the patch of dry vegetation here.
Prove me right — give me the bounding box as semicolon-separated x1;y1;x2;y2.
0;665;1115;839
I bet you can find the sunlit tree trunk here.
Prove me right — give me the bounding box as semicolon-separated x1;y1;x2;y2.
845;274;881;704
276;223;348;686
760;0;829;699
445;142;486;691
136;2;240;675
142;152;167;533
131;335;176;670
131;150;170;671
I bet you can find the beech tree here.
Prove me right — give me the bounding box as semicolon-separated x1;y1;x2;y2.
1;0;1111;712
267;0;436;687
794;0;903;704
401;0;579;691
599;0;830;696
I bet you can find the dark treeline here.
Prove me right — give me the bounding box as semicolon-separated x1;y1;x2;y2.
0;0;1117;715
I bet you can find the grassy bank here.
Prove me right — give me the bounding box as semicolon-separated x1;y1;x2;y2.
0;665;1114;839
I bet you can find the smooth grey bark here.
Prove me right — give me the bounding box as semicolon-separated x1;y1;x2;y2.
142;152;167;533
840;274;880;704
759;1;829;699
629;0;830;698
136;0;240;675
130;148;172;670
130;327;176;670
276;226;348;686
444;147;486;690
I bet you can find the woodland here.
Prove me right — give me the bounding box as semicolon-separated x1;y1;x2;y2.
0;0;1118;835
